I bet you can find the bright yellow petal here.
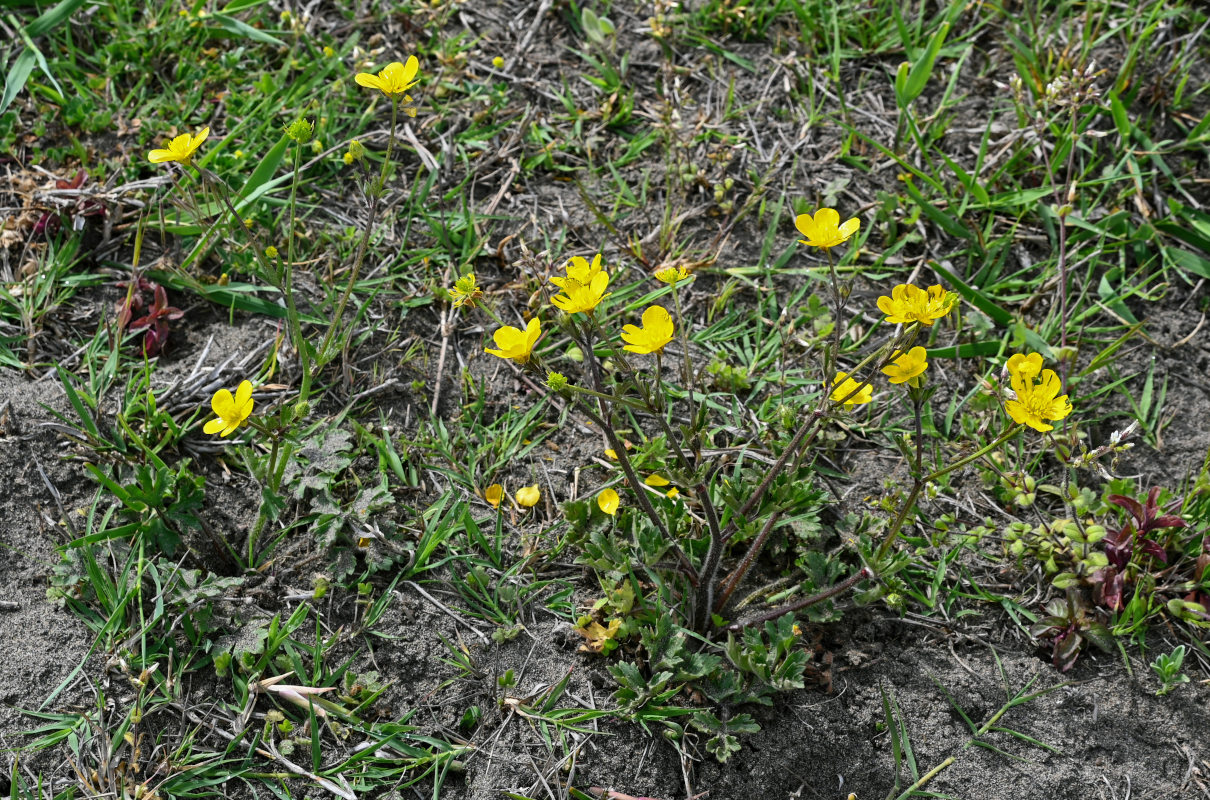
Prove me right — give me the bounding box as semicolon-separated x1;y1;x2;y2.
598;489;619;516
203;417;227;435
211;388;234;416
524;317;541;352
234;379;253;407
794;212;818;239
401;55;419;85
148;148;176;163
813;208;840;229
191;126;210;150
516;485;540;507
838;217;861;239
355;73;382;89
644;474;670;487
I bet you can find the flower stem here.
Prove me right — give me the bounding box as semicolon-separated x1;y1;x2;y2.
282;142;312;403
313;96;400;386
873;424;1022;564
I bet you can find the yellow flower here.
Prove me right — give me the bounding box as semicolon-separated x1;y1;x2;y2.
484;483;504;508
354;57;420;98
265;246;279;259
449;273;483;308
485;318;541;362
877;284;956;326
342;151;354;165
830;372;873;409
644;474;671;487
621;305;674;355
794;208;860;249
203;380;254;437
551;254;605;290
551;272;610;314
147;126;210;165
323;45;336;58
604;448;618;460
654;265;690;284
665;487;680;499
516;484;541;508
598;489;620;516
1005;353;1072;432
492;56;505;69
882;346;929;386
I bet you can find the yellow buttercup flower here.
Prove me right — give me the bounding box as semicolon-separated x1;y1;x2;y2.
354;57;420;98
516;484;541;508
485;317;541;362
551;254;605;290
795;208;860;249
830;372;873;409
1005;353;1072;432
484;483;504;508
203;380;254;437
551;272;610;314
882;347;929;386
876;283;956;326
654;265;690;284
148;126;210;165
598;489;620;516
449;273;483;308
621;305;674;355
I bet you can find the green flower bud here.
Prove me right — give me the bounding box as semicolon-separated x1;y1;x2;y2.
285;117;314;144
546;372;569;391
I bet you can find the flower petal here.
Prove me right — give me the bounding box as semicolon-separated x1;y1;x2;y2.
814;208;840;229
203;417;227;434
234;379;253;408
211;388;234;416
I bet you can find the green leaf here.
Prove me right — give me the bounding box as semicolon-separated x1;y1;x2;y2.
896;22;950;107
25;0;89;37
208;13;286;46
221;0;270;11
1163;245;1210;280
925;341;1002;359
0;47;36;115
901;177;972;241
236;135;290;206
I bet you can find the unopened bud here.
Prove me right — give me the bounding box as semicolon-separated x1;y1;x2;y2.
285;117;314;144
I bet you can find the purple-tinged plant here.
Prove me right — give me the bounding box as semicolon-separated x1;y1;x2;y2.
1094;487;1186;611
116;278;184;357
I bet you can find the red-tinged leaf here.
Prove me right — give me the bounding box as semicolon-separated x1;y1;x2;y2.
1102;524;1134;570
1138;539;1168;564
1150;515;1187;530
1083;622;1114;653
1106;494;1144;523
1054;632;1082;672
1094;567;1123;611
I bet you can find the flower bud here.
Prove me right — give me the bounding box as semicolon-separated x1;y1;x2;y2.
285;117;314;144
